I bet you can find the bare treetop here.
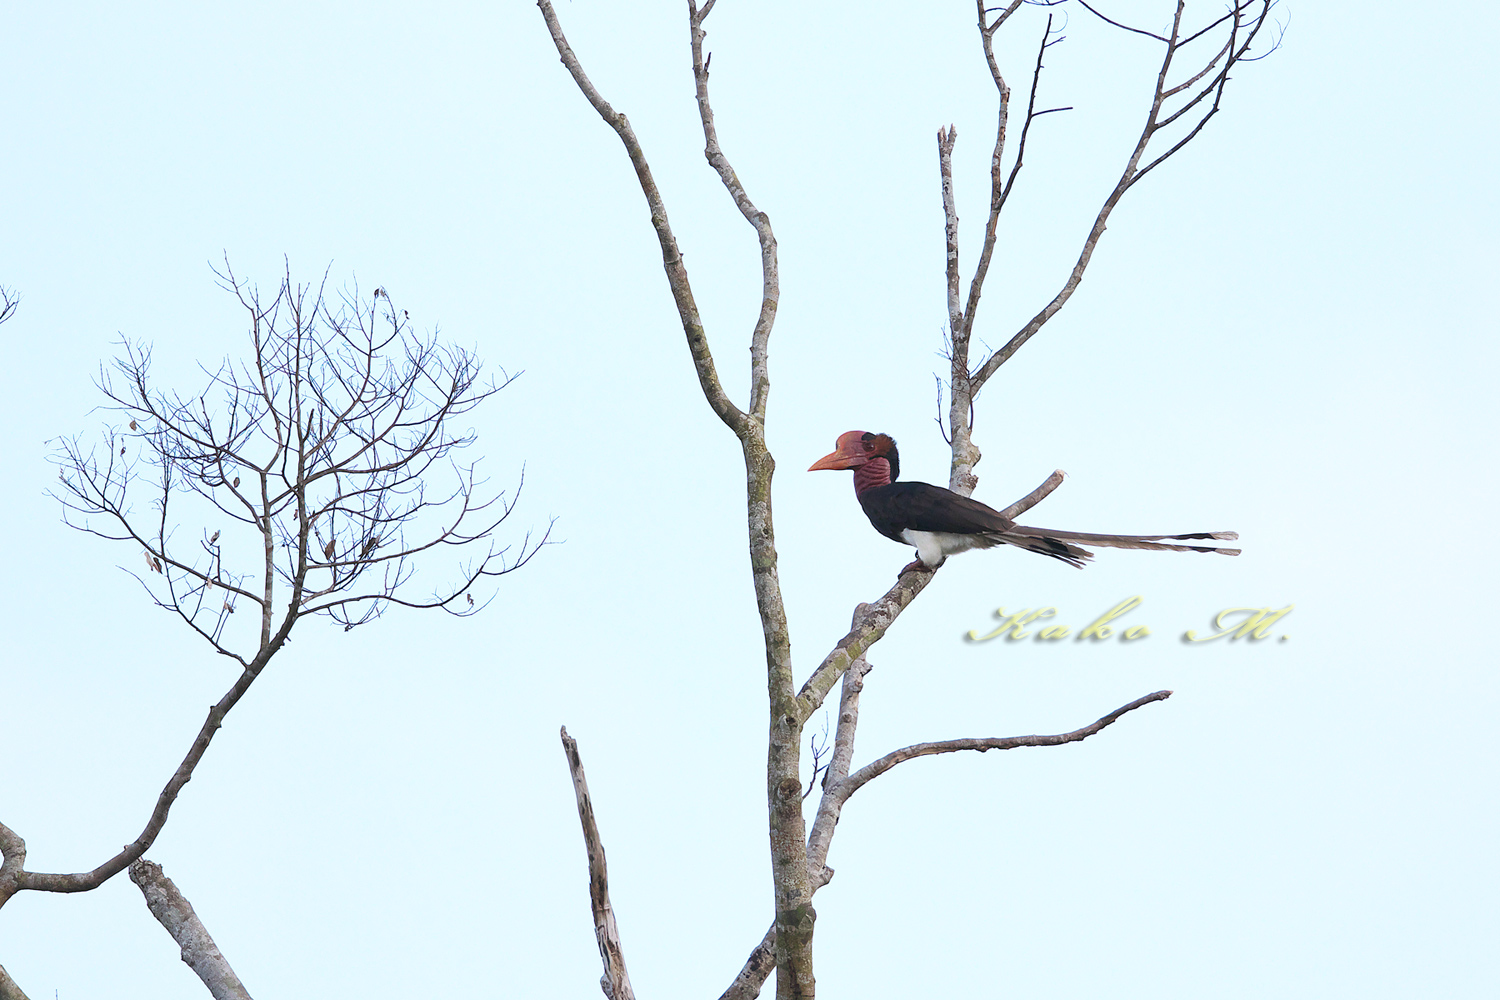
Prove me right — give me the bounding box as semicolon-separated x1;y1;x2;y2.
2;263;544;928
53;262;546;666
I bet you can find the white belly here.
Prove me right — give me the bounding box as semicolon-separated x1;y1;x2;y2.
900;529;991;567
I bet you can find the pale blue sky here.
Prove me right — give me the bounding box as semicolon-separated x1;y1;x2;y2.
2;2;1496;997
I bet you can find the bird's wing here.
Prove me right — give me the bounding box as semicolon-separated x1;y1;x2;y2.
858;481;1015;539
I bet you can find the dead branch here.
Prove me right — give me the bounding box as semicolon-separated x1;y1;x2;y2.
560;728;636;1000
130;859;253;1000
0;286;18;327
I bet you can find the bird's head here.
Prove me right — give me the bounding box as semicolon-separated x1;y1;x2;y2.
809;431;900;486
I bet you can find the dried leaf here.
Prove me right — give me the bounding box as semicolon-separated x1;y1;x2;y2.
129;419;138;431
323;539;336;559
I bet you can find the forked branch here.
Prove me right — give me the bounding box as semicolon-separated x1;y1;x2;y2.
719;683;1173;999
537;4;809;994
536;0;747;437
688;0;779;422
967;1;1273;389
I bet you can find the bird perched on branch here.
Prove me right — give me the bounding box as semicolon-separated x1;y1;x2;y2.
809;431;1238;575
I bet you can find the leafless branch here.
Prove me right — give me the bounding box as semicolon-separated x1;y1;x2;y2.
998;468;1067;519
688;1;780;421
940;124;963;337
0;637;276;905
130;859;253;1000
840;689;1172;798
795;570;933;722
959;6;1067;350
0;287;18;327
993;15;1072;221
561;728;636;1000
807;654;871;873
1076;0;1168;41
802;718;833;800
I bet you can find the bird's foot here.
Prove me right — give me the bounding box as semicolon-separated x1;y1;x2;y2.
898;558;938;577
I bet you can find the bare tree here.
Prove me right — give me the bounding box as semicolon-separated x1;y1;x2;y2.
538;1;1277;998
0;263;545;999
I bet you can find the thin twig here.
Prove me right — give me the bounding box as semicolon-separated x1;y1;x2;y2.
1076;0;1169;42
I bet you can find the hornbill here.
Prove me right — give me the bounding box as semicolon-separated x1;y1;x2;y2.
809;431;1239;574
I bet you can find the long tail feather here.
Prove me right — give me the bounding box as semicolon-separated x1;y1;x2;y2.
1006;526;1240;560
994;532;1093;569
